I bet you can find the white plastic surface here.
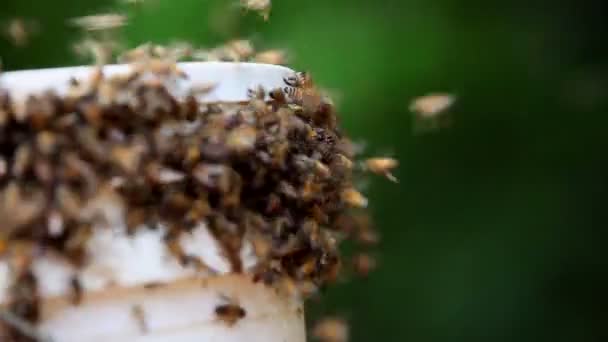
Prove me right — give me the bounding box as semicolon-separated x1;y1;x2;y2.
38;275;306;342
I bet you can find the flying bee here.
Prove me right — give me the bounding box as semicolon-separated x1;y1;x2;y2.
351;253;376;278
73;38;120;66
409;93;455;118
254;49;287;65
312;317;349;342
220;39;255;61
69;14;128;32
214;295;246;326
363;157;399;182
240;0;271;20
2;18;38;47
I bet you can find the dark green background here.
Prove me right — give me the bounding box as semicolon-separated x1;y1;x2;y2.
2;1;608;341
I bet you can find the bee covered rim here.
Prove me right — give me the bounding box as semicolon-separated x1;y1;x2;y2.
0;62;295;103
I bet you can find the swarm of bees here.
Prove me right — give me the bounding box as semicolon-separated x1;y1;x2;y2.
0;45;394;339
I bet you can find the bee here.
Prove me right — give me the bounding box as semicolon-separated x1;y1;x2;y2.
1;183;45;237
69;14;128;32
282;72;327;112
247;85;266;100
0;308;50;342
312;317;349;342
340;188;368;208
240;0;272;20
3;18;38;47
73;38;119;66
0;157;7;179
356;226;380;246
205;39;255;62
254;50;287;65
351;253;376;277
226;126;257;153
363;157;398;182
313;160;331;179
131;304;148;334
70;276;83;305
284;71;313;89
214;295;246;326
409;93;455;118
269;87;288;105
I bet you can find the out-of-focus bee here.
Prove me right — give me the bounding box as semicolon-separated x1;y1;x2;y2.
340;188;368;208
194;39;255;62
254;50;287;65
363;157;398;182
214;295;246;326
312;317;349;342
240;0;272;20
70;14;128;32
0;157;7;179
73;38;119;66
247;85;266;100
226;126;257;153
0;307;49;342
351;253;376;277
131;304;148;334
3;18;38;47
409;93;455;118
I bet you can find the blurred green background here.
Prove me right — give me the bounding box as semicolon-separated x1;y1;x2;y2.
2;0;608;341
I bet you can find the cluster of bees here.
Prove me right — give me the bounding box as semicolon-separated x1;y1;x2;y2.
0;41;397;340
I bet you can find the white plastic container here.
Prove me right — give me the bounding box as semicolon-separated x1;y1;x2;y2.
0;62;306;342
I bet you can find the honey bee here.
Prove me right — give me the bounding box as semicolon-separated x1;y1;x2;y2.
73;38;119;66
3;18;38;47
282;72;326;112
226;126;257;153
214;295;246;326
284;71;313;89
351;253;376;277
254;50;287;65
0;308;50;342
70;276;83;305
247;85;266;100
202;39;255;62
409;93;455;118
0;157;7;179
131;304;148;334
356;226;380;246
340;188;368;208
69;14;128;31
240;0;272;20
269;87;288;105
312;317;349;342
363;157;398;182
